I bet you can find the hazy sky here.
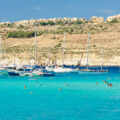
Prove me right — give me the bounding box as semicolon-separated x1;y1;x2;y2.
0;0;119;22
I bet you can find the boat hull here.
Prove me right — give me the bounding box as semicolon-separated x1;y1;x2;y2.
8;72;19;76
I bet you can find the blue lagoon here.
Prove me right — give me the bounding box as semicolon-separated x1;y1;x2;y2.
0;67;120;120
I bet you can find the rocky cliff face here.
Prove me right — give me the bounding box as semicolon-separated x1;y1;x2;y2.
2;14;120;27
90;16;104;24
0;15;120;66
106;14;120;22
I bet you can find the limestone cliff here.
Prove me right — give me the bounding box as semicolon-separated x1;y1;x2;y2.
0;15;120;66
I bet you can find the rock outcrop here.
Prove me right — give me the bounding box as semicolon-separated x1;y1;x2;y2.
106;14;120;22
90;16;104;23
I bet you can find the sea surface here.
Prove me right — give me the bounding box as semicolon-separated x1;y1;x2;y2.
0;67;120;120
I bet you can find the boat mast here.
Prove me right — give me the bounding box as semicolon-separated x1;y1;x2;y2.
33;30;37;65
62;32;65;66
101;48;103;71
48;46;50;66
0;35;2;61
86;32;90;70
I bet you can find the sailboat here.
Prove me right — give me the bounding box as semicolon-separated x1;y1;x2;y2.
99;48;108;72
9;31;37;77
28;30;42;77
29;31;55;77
0;35;8;76
79;32;108;74
7;30;38;77
46;33;77;73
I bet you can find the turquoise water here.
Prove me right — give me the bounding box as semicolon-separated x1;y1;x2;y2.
0;67;120;120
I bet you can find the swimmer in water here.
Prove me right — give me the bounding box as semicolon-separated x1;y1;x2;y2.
96;82;98;85
108;83;112;87
24;85;26;89
65;83;68;86
103;80;106;84
30;92;33;94
59;88;62;91
106;82;109;84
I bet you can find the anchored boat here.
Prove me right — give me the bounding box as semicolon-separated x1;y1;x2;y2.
79;32;108;74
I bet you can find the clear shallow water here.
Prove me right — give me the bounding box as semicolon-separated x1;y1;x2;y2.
0;67;120;120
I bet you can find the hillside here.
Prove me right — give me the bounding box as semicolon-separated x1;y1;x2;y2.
0;15;120;66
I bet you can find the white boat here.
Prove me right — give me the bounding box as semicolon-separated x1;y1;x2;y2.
46;66;77;73
46;33;78;73
79;32;108;74
79;69;108;74
30;68;43;77
46;66;54;72
54;66;75;73
19;31;38;77
7;65;34;76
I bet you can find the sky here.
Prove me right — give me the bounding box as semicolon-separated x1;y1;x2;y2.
0;0;120;22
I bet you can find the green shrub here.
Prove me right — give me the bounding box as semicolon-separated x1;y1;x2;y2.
56;21;63;25
38;31;44;35
110;19;119;23
76;20;83;24
48;21;55;25
7;31;35;38
40;21;55;26
52;36;56;39
40;22;48;26
55;43;62;48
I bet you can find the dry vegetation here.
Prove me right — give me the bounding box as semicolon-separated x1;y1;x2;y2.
0;20;120;66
